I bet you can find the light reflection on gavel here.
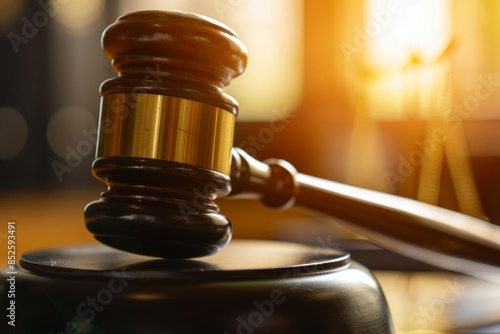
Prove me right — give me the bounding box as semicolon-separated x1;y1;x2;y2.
83;10;500;283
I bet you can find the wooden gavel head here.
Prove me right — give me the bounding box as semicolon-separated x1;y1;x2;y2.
84;10;248;259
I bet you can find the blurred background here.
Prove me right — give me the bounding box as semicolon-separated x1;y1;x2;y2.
1;0;500;332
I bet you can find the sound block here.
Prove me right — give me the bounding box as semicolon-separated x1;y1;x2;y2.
1;239;393;333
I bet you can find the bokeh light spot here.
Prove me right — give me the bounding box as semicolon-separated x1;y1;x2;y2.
46;106;96;159
0;0;26;33
0;106;29;159
51;0;104;32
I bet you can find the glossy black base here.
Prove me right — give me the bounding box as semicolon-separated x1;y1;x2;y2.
1;240;393;333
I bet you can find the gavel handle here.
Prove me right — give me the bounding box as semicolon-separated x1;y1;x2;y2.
230;148;500;279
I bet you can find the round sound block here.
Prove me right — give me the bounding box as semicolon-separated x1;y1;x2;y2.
1;239;393;333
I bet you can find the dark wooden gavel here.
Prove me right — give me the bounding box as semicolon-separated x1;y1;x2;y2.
84;10;500;279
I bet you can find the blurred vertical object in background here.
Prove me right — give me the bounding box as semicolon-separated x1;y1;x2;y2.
0;0;114;190
117;0;304;122
0;0;50;190
343;0;499;222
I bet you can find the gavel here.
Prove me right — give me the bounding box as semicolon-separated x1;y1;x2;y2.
5;10;500;333
84;10;500;280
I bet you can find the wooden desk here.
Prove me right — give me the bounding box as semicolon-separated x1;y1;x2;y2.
1;188;98;267
375;271;500;333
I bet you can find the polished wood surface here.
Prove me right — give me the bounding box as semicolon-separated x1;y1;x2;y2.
85;157;234;258
100;10;247;113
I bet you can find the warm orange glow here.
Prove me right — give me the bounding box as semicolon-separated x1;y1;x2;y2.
0;0;26;32
362;0;452;119
118;0;303;121
365;64;444;120
366;0;452;69
51;0;104;32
